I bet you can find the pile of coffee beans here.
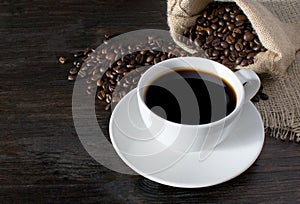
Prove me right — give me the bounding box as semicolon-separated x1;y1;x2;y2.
61;34;195;109
182;2;267;70
251;84;269;103
95;49;179;109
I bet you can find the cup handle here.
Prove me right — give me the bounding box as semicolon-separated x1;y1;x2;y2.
235;69;261;102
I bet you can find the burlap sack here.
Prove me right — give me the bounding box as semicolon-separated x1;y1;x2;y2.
168;0;300;142
167;0;300;75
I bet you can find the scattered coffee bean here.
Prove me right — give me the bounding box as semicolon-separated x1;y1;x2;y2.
97;90;105;100
259;93;269;100
69;67;79;75
59;56;67;64
68;74;76;81
251;95;260;103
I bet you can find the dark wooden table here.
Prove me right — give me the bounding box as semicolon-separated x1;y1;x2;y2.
1;0;299;203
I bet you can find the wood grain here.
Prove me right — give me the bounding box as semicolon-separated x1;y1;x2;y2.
0;0;299;203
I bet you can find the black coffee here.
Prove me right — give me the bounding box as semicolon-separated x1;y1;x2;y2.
144;68;236;125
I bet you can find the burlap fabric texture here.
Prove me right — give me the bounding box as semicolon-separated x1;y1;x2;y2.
168;0;300;142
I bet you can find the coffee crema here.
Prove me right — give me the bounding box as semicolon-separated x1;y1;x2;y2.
144;68;237;125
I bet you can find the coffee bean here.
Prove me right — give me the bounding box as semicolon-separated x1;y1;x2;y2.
154;57;160;64
235;57;243;65
228;55;235;62
212;50;219;57
108;84;115;92
230;13;236;20
104;104;111;111
222;27;228;34
205;48;213;57
97;90;105;100
224;49;230;57
226;35;235;44
259;93;269;100
211;23;218;30
206;27;213;36
223;13;230;21
254;38;261;45
73;60;79;67
106;70;114;79
235;14;246;21
218;7;225;15
136;54;144;64
230;50;237;59
249;41;254;48
251;95;260;103
105;94;112;104
235;20;244;27
146;55;154;63
229;44;235;51
194;38;204;47
247;59;254;64
219;20;225;27
235;42;244;51
212;39;221;46
127;64;135;69
227;24;234;31
220;41;229;48
238;51;247;57
115;67;127;74
240;59;248;66
207;15;214;21
97;79;103;87
206;35;214;44
69;67;79;75
160;54;167;61
68;74;76;81
203;10;208;18
59;56;67;64
253;45;261;51
247;52;256;60
233;28;242;34
197;17;205;25
243;32;254;41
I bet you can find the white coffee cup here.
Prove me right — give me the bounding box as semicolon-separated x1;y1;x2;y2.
136;57;260;156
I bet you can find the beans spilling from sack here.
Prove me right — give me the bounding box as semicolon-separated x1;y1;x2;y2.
182;1;267;70
60;2;270;110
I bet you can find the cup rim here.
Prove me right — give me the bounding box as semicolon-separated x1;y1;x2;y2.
137;57;245;128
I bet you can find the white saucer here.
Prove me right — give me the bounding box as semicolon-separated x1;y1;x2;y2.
109;88;265;188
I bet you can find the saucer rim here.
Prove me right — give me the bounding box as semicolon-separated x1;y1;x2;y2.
109;88;265;188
